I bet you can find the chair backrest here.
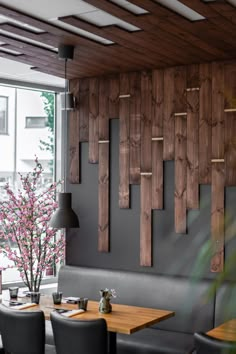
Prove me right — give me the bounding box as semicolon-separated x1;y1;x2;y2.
194;332;236;354
50;311;108;354
0;304;45;354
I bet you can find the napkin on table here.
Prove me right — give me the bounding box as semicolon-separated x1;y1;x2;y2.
14;303;38;310
62;309;85;318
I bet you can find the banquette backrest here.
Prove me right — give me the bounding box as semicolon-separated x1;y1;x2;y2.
58;265;214;334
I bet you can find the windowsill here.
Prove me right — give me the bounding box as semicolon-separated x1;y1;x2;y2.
2;276;58;291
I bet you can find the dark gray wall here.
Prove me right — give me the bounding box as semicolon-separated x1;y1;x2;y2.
67;119;236;279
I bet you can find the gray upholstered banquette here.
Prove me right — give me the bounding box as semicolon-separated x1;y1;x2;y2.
46;265;215;354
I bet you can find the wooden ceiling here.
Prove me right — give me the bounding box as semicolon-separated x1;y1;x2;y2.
0;0;236;79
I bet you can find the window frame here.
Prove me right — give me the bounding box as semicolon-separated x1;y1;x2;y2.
0;95;8;135
0;80;63;289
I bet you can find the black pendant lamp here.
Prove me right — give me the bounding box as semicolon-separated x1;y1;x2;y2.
49;44;79;229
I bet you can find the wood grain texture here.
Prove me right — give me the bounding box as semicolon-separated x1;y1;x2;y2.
89;77;99;163
225;112;236;186
109;74;120;119
152;69;164;209
224;63;236;110
141;71;152;172
69;80;80;184
152;69;164;137
187;89;199;209
129;72;141;184
140;174;152;267
163;68;175;160
152;140;163;209
207;319;236;342
199;63;212;184
14;295;174;335
79;78;89;142
212;62;224;159
211;162;225;272
119;73;130;208
98;142;109;252
99;77;109;140
187;64;199;88
175;115;187;234
174;66;187;113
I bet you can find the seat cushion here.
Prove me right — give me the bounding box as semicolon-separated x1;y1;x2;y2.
46;320;54;345
117;328;194;354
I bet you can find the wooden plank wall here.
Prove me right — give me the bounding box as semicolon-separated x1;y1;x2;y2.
69;59;236;271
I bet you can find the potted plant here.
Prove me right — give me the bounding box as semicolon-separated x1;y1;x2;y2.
0;157;64;292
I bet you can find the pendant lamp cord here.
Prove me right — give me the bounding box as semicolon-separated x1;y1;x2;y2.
64;58;68;191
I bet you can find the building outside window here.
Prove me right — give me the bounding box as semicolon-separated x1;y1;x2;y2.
25;116;48;128
0;96;8;135
0;85;58;285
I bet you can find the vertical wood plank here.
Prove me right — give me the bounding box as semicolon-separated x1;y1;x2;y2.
99;77;109;140
199;63;212;184
79;78;89;142
174;66;187;113
175;115;187;234
187;89;199;209
141;71;152;172
211;162;225;272
98;77;109;252
224;64;236;186
129;72;141;184
152;69;164;137
163;68;175;160
119;73;130;208
140;174;152;267
225;112;236;186
98;142;109;252
152;69;164;209
224;63;236;110
108;74;120;119
212;62;224;159
187;64;199;89
69;79;80;184
152;141;163;209
89;77;99;163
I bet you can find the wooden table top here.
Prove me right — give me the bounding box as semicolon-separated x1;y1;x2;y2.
3;295;174;335
207;319;236;342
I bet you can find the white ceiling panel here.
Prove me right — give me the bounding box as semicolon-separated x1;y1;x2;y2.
0;57;64;87
153;0;205;21
111;0;148;14
77;10;140;31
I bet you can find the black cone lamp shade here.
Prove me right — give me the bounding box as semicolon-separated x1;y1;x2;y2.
50;193;79;228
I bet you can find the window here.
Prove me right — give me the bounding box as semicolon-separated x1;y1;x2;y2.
25;116;47;128
0;96;8;134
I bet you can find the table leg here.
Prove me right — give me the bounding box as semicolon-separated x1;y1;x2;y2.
108;332;117;354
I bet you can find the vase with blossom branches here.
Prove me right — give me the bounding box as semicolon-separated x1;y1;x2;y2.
0;157;64;292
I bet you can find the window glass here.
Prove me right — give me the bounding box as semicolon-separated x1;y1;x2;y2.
0;96;8;134
25;116;48;128
0;86;57;285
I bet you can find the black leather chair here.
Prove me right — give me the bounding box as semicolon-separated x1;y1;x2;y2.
194;332;236;354
50;310;108;354
0;304;56;354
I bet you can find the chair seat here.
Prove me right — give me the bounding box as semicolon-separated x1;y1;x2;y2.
117;328;194;354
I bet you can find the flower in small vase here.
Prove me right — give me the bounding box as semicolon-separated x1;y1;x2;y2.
0;157;64;292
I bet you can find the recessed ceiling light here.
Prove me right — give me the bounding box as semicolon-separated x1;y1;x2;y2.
153;0;205;21
110;0;149;14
